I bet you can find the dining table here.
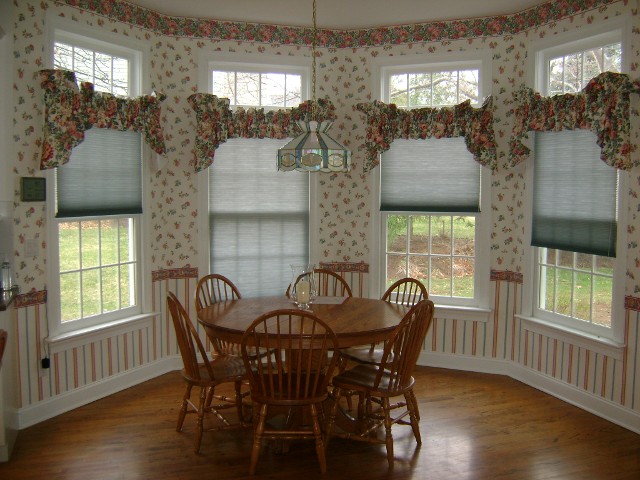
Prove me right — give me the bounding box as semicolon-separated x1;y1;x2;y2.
196;295;410;349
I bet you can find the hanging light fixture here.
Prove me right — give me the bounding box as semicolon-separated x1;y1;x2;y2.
277;0;351;172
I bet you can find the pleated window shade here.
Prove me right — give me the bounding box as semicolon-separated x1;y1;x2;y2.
56;128;143;218
209;138;309;298
381;137;481;213
532;130;617;257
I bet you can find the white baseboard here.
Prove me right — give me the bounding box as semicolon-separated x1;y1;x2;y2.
417;352;640;435
18;356;182;429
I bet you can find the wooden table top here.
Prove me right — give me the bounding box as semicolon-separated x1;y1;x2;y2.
197;296;409;349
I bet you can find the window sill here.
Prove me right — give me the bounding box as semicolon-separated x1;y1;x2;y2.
516;314;625;361
434;304;492;323
47;312;158;353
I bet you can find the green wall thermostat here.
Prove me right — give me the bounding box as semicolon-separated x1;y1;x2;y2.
20;177;46;202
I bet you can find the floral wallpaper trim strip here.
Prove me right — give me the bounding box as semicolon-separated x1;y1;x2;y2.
490;270;524;284
151;267;199;282
508;72;640;171
14;290;48;309
188;94;337;172
54;0;619;47
39;69;167;170
356;97;497;173
319;262;370;273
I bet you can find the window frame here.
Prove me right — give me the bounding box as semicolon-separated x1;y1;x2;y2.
196;54;318;290
45;16;152;339
371;53;492;314
521;19;628;346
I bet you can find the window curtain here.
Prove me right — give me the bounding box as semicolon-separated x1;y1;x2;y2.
188;94;338;172
355;97;497;173
509;71;640;170
39;69;166;170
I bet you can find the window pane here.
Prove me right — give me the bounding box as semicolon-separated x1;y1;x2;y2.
453;216;475;256
285;74;302;106
102;265;119;312
593;275;613;327
59;221;80;271
81;223;99;268
389;74;408;107
409;216;429;254
82;269;101;317
432;71;457;106
119;218;132;263
213;71;235;100
453;258;474;297
60;272;81;322
431;216;451;255
387;253;407;285
458;70;479;103
262;73;286;107
121;264;136;307
431;257;451;296
409;73;431;107
387;215;407;253
236;72;259;105
101;219;119;265
555;268;572;316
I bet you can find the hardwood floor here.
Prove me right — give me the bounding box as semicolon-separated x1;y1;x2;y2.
1;367;638;479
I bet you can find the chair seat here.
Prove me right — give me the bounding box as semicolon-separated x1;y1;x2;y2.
181;355;246;386
341;346;392;366
331;364;415;396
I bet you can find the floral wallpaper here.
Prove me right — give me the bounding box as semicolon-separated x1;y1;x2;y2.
8;0;638;295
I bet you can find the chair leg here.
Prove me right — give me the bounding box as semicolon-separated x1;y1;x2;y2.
407;389;421;421
324;386;341;449
382;397;394;468
194;386;207;454
310;403;327;474
405;391;422;445
234;380;244;422
177;384;192;432
249;403;268;475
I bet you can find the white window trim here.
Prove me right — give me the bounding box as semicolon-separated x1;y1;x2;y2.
520;18;629;346
45;14;153;338
369;52;492;312
196;53;320;276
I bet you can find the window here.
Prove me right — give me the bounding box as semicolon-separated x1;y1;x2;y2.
530;29;624;339
378;60;490;307
48;27;145;335
207;62;309;297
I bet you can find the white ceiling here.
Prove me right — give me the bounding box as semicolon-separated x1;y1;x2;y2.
124;0;547;29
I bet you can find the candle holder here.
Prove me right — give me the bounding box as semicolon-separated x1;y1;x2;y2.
290;264;316;310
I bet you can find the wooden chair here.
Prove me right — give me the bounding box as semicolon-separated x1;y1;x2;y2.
167;292;248;453
285;268;353;298
195;274;243;356
240;309;340;475
326;299;435;468
341;277;427;366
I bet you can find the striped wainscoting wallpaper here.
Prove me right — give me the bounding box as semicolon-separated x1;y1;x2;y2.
8;265;640;428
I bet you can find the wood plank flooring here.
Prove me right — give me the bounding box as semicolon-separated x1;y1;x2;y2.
1;367;638;479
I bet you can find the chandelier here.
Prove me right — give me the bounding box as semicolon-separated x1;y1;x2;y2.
276;0;351;172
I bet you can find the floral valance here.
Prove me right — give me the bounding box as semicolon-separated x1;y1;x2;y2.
508;71;640;170
39;69;167;170
355;97;497;172
188;94;338;172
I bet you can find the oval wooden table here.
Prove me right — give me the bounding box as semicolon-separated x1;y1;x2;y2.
196;295;409;349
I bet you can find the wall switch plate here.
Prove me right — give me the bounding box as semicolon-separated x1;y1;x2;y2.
25;238;38;258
